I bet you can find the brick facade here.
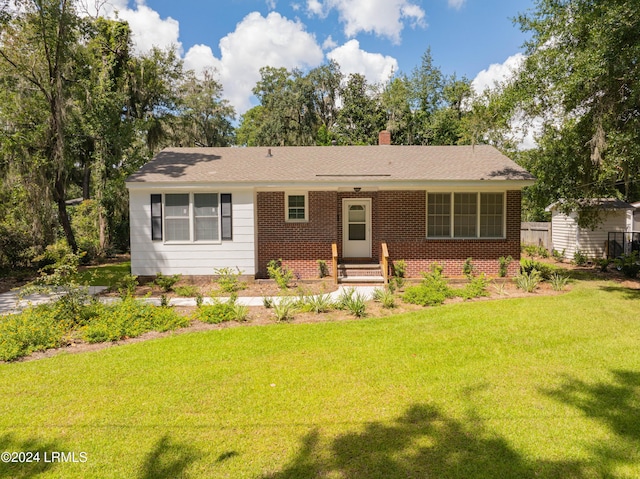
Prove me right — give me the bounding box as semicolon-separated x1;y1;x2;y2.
256;190;522;279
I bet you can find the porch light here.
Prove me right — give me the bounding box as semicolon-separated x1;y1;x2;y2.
354;187;361;193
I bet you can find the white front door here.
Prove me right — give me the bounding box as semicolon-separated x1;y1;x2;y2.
342;198;372;258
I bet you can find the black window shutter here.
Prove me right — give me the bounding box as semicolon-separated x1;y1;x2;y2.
151;194;162;240
221;194;232;240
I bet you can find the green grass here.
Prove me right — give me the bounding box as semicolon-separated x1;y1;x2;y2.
73;261;131;287
1;280;639;478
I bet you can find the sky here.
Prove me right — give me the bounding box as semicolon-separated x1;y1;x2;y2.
94;0;537;116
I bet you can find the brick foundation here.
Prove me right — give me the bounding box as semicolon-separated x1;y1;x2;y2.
256;190;522;279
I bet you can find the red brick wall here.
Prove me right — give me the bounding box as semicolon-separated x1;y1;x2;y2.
256;190;522;279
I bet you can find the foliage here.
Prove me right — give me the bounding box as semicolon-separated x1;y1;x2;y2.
0;306;66;361
520;258;557;280
272;297;296;322
552;249;565;263
458;274;490;300
153;273;181;292
267;259;295;289
305;293;334;314
549;273;570;292
263;297;274;309
522;244;549;258
83;299;187;343
462;257;475;278
403;270;454;307
214;267;246;293
572;250;588;266
174;285;200;297
614;252;640;279
317;260;329;278
334;288;367;317
515;270;542;293
498;256;513;277
192;298;239;324
594;258;610;272
117;274;139;299
373;287;396;309
393;259;407;278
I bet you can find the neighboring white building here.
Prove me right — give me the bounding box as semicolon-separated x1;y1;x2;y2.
547;199;635;260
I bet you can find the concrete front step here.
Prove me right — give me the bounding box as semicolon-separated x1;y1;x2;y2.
337;263;384;283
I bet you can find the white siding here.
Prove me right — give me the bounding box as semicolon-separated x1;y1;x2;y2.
576;210;628;258
550;211;578;259
551;209;628;260
128;189;255;276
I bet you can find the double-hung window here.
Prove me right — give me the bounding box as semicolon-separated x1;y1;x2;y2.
285;192;307;222
427;192;505;239
152;193;231;242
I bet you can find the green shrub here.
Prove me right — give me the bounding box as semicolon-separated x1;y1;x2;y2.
272;297;296;321
336;288;367;317
174;285;200;297
267;259;295;289
498;256;513;277
515;270;542;293
403;271;454;307
520;258;556;280
153;273;181;292
393;259;407;278
549;273;570;291
552;249;566;263
263;297;274;309
214;267;246;292
523;244;549;258
373;287;396;309
117;274;139;299
462;257;475;278
194;299;237;324
83;299;188;343
572;250;588;266
0;306;66;361
317;260;329;278
594;258;610;272
305;293;334;313
459;274;490;300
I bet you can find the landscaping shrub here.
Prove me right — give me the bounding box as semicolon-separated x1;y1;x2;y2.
214;267;246;292
194;299;237;324
515;270;542;293
373;287;396;308
267;259;295;289
174;285;200;297
462;257;475;278
549;273;570;291
572;250;588;266
520;258;557;280
335;288;367;317
153;273;181;292
498;256;513;277
0;306;66;361
272;297;296;321
305;293;334;314
403;271;454;307
83;299;188;343
458;274;490;300
317;260;329;278
117;274;139;299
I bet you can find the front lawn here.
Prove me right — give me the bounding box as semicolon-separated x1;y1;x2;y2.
0;280;639;478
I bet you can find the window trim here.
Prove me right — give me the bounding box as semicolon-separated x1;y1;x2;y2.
161;192;222;244
426;192;506;239
285;191;308;223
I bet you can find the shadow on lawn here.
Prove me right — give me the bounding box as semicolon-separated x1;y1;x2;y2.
598;284;640;301
138;435;201;479
261;405;585;479
0;433;64;478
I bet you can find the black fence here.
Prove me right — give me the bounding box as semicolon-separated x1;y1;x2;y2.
608;232;640;259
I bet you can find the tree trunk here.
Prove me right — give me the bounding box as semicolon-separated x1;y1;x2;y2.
54;178;78;253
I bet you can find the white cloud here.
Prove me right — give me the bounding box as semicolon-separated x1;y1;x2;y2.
322;35;338;50
186;12;324;114
96;0;182;54
307;0;425;44
327;39;398;84
472;53;524;94
448;0;466;10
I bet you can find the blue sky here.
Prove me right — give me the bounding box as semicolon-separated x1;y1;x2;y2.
100;0;536;115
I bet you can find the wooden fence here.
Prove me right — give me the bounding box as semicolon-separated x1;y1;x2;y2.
521;222;551;250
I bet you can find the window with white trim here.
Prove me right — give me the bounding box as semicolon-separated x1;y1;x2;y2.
154;193;231;242
285;192;307;222
427;192;505;239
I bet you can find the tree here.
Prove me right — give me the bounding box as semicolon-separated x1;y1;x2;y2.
511;0;640;220
0;0;80;251
335;73;385;145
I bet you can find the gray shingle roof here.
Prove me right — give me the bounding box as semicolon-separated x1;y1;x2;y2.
126;145;534;185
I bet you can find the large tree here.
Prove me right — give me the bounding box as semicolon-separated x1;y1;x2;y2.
511;0;640;221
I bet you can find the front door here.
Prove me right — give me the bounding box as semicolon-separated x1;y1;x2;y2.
342;198;372;258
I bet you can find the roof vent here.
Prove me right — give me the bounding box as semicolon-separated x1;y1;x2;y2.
379;130;391;146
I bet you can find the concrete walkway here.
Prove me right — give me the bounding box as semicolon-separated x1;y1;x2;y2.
0;285;381;315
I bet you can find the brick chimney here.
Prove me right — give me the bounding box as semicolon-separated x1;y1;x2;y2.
378;130;391;146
